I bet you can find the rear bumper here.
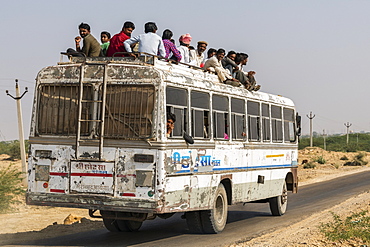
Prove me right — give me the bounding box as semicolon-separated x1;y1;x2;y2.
26;192;157;213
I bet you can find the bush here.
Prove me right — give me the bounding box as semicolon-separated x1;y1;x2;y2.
0;140;29;161
355;152;366;161
320;211;370;244
344;161;362;166
340;155;349;160
303;162;316;169
0;164;25;213
314;156;326;164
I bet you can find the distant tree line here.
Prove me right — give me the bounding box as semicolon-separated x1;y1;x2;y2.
299;133;370;152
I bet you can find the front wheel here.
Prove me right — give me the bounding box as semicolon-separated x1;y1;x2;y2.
200;183;228;233
269;181;288;216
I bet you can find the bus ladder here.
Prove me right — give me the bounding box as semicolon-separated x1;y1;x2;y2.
76;63;108;160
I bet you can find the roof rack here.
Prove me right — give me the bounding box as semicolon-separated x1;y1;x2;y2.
59;52;206;72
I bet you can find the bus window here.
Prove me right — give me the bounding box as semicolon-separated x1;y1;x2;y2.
105;85;155;138
37;84;90;136
191;91;210;138
271;105;283;142
213;95;229;140
284;108;296;142
166;87;188;138
247;101;260;141
262;103;271;141
231;98;245;140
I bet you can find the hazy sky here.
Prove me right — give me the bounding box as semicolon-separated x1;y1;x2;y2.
1;0;369;140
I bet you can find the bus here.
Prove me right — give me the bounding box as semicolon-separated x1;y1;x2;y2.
26;53;300;234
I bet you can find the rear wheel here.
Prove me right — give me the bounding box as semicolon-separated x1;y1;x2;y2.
200;184;228;234
116;220;143;232
102;218;121;232
185;211;203;233
269;181;288;216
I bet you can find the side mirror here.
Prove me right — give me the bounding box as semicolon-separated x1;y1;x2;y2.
183;132;194;144
296;113;302;137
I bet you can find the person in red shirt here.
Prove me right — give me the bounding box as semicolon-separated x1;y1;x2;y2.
106;21;135;57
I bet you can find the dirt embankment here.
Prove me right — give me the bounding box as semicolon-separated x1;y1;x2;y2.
0;148;369;246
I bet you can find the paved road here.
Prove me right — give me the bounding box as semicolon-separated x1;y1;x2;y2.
4;170;370;246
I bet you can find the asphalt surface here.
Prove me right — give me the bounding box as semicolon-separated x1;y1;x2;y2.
2;170;370;246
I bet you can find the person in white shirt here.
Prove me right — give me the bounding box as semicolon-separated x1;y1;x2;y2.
177;33;192;64
189;41;208;67
124;22;166;57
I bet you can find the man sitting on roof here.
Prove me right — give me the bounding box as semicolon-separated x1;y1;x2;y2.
67;23;101;57
234;53;261;91
106;21;135;57
190;41;208;67
203;49;241;87
124;22;166;57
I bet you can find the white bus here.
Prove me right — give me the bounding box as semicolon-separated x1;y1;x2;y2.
27;54;300;233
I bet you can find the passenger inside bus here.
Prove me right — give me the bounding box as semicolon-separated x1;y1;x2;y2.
166;112;176;137
67;23;102;57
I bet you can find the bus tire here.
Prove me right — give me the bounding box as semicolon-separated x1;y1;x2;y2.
185;211;204;233
117;220;143;232
200;184;228;234
103;218;121;232
269;181;288;216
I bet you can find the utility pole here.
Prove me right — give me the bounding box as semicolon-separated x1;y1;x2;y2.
323;129;327;150
6;79;28;186
306;112;315;147
344;122;352;145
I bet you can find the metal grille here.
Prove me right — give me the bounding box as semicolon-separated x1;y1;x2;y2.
37;84;93;136
104;85;154;138
37;84;154;139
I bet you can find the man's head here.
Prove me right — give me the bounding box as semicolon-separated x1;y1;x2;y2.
122;21;135;37
144;22;157;33
101;31;111;43
179;33;192;46
227;50;236;60
197;41;208;55
162;29;173;40
166;112;176;135
235;53;249;65
78;23;91;38
207;48;217;58
216;48;226;61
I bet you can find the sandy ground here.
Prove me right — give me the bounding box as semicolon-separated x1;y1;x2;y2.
0;148;369;246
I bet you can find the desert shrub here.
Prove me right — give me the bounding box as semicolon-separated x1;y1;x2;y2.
340;155;349;160
303;162;316;169
355;152;366;161
0;164;25;213
314;155;326;164
343;161;362;166
320;211;370;244
344;152;368;166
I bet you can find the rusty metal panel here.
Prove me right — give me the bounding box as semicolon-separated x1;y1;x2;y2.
135;170;153;187
35;165;50;181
